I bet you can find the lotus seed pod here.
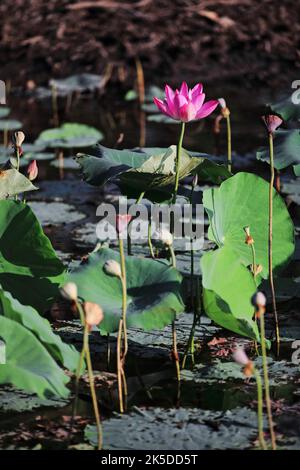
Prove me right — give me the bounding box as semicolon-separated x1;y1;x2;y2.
60;282;78;301
104;259;122;278
13;131;25;148
83;301;104;327
251;291;267;308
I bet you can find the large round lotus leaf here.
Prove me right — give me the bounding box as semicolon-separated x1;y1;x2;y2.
0;119;22;131
257;129;300;170
0;288;79;372
67;247;184;334
0;200;65;311
0;316;69;399
75;144;230;202
50;73;103;94
201;246;260;341
203;172;295;279
35;123;103;149
0;169;38;199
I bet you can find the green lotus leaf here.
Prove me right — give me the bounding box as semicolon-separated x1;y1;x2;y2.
67;247;184;334
50;74;103;94
269;94;300;121
0;169;38;199
35;123;103;149
201;246;260;341
0;316;70;399
75;144;230;202
0;289;79;372
294;164;300;176
0;200;65;311
257;129;300;170
203;172;295;279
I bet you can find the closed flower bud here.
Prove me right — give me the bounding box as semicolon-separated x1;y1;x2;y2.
104;259;122;278
243;226;254;245
12;131;25;148
83;301;104;327
154;228;173;247
218;97;230;117
60;282;78;302
262;114;283;134
251;291;266;308
27;160;38;181
233;347;250;366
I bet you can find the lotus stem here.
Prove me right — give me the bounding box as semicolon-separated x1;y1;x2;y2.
148;218;155;258
51;83;59;127
168;244;181;384
173;121;186;203
83;322;103;450
259;305;276;450
73;301;102;450
127;191;145;256
106;333;111;371
117;237;128;412
268;133;280;355
253;367;267;450
226;114;232;173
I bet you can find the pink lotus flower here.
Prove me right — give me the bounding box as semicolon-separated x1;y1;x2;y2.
27;160;38;181
153;82;219;122
116;214;132;235
262;114;283;134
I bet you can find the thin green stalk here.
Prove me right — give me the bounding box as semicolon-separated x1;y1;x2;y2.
173;121;186;203
117;237;128;412
148;218;155;258
169;244;180;383
268;133;280;355
127;191;145;255
83;323;103;450
253;367;267;450
226;115;232;173
259;308;276;450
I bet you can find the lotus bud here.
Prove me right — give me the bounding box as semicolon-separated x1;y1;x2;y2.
83;301;104;327
233;347;254;377
60;282;78;302
251;291;266;319
262;114;283;135
192;174;198;189
155;228;173;247
243;226;254;245
104;259;122;278
27;160;38;181
116;214;132;235
218;97;230;118
12;131;25;148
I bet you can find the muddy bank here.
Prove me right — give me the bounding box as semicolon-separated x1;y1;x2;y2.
1;0;299;89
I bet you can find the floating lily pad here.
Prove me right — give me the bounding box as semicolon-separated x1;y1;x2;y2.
50;74;103;94
51;157;80;170
0;107;10;119
35;123;103;149
0;120;22;131
85;406;264;450
0;386;68;413
67;246;184;334
28;201;86;226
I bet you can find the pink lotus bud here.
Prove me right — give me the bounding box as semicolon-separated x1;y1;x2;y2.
60;282;78;302
83;301;104;327
116;214;132;235
27;160;38;181
104;259;122;278
153;82;219;123
12;131;25;148
233;347;250;366
262;115;283;134
251;291;266;308
218;98;227;109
